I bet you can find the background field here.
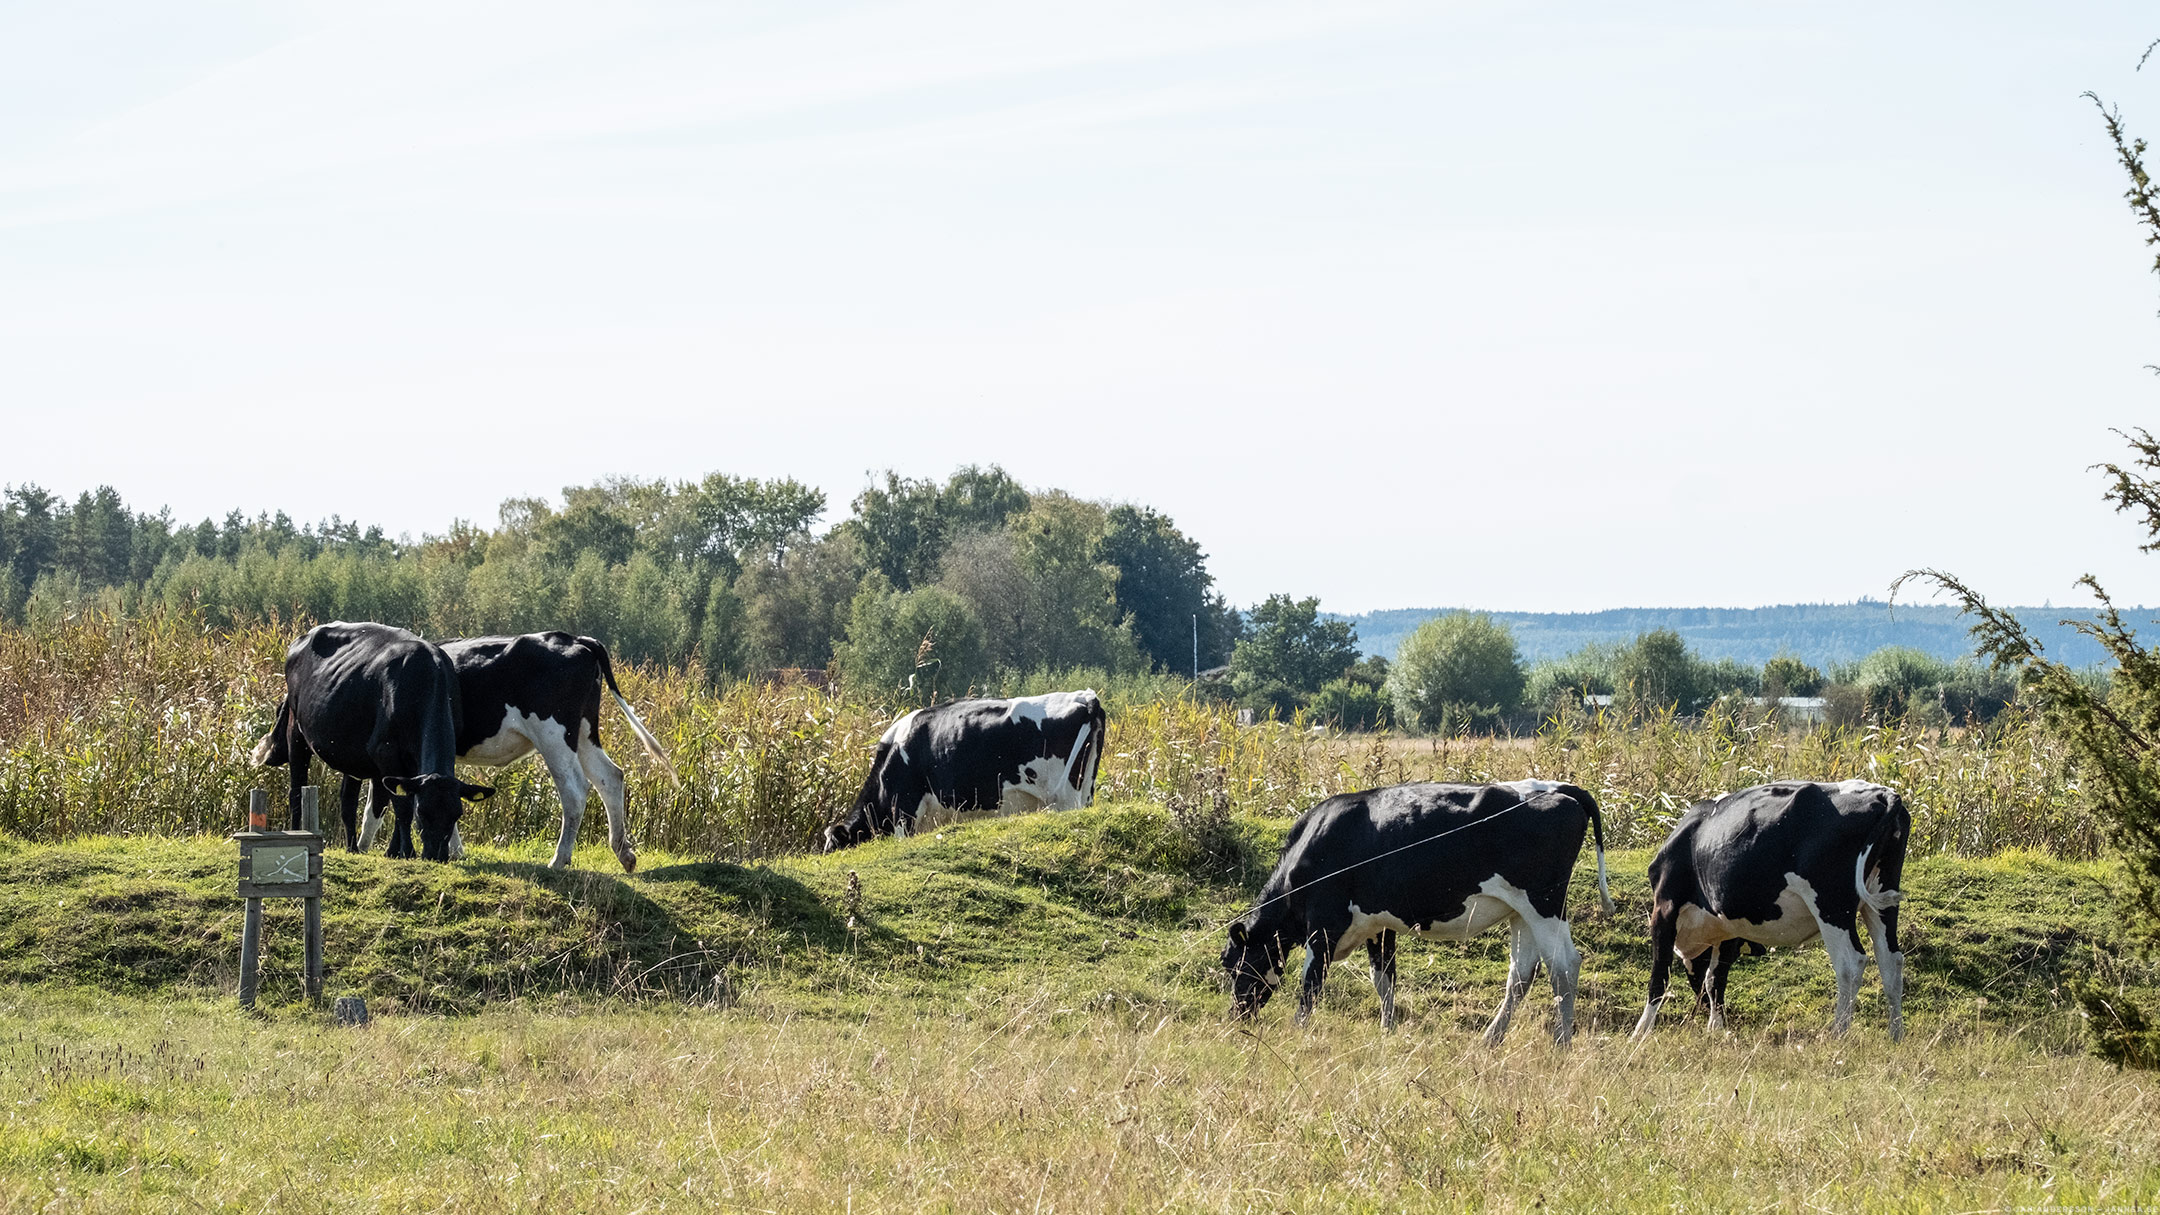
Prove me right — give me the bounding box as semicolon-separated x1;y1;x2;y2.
3;809;2157;1211
3;614;2156;1209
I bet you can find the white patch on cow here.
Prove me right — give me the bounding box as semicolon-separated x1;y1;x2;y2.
1673;876;1824;958
457;707;636;871
250;733;276;765
880;711;921;747
983;718;1099;820
358;785;385;851
1791;877;1868;1035
1834;779;1892;797
910;792;953;832
1499;778;1564;796
1004;690;1098;726
1332;903;1418;961
461;708;543;766
1329;876;1582;1045
449;825;466;861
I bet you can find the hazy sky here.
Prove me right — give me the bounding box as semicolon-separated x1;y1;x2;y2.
6;1;2159;612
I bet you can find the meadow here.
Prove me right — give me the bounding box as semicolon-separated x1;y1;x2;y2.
2;810;2157;1211
2;612;2155;1210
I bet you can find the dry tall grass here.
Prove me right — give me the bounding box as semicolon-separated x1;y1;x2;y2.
2;989;2153;1212
0;612;2099;859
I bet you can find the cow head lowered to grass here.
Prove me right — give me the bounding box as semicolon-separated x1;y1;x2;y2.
1221;919;1291;1019
381;773;497;862
820;691;1106;852
1223;780;1611;1044
259;621;495;863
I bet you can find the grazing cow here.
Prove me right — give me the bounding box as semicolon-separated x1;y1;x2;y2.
353;632;670;872
820;691;1106;852
1221;780;1611;1044
261;631;671;871
1632;780;1909;1041
255;622;495;862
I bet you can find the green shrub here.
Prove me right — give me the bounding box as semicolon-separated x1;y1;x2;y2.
1612;629;1699;714
1308;677;1389;731
1385;612;1525;733
835;578;990;702
1762;653;1825;698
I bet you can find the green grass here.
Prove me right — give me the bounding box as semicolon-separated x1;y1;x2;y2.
1;804;2146;1037
4;804;2158;1210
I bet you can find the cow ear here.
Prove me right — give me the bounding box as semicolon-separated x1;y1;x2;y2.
460;782;497;803
1228;922;1248;947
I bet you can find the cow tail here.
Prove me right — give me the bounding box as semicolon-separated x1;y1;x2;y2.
1855;800;1905;913
578;636;678;784
1580;787;1613;915
251;697;290;767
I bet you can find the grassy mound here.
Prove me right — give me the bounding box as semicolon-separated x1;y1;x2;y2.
2;803;2150;1040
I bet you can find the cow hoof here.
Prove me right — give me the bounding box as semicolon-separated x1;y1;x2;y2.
619;854;638;874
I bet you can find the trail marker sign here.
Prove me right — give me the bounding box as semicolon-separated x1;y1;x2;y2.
234;787;327;1007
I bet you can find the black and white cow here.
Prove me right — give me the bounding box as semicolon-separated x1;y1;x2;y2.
820;691;1106;852
256;622;495;862
1221;780;1611;1044
259;630;670;870
1632;780;1909;1041
355;632;671;872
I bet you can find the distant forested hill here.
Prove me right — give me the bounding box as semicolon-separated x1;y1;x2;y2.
1336;603;2140;668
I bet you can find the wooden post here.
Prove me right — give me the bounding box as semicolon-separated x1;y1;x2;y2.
238;899;264;1008
239;791;266;1009
235;787;326;1008
304;896;323;1000
299;786;323;1001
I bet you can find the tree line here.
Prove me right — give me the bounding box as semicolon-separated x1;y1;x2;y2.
0;473;2041;725
0;470;1249;700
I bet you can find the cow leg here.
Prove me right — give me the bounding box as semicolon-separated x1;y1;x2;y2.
534;738;594;870
1483;916;1539;1047
337;775;365;851
1295;931;1333;1026
1807;906;1868;1036
1684;947;1717;1015
578;738;638;873
1704;939;1746;1031
1524;912;1583;1046
1861;901;1905;1042
385;788;417;860
1633;909;1680;1041
1365;931;1398;1031
357;779;389;853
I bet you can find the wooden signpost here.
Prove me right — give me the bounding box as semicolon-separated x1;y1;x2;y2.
234;787;327;1009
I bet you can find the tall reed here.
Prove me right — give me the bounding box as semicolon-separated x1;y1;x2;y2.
0;612;2101;859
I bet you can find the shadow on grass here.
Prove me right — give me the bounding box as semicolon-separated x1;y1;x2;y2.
634;860;859;950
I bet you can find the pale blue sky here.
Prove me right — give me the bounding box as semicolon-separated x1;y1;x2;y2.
5;2;2158;612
